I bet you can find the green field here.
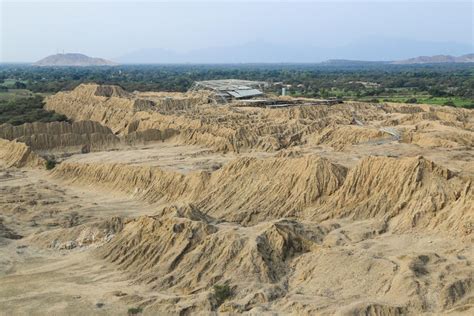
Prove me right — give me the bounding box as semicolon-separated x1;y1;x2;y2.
0;89;36;101
2;78;25;87
355;95;473;108
0;89;53;101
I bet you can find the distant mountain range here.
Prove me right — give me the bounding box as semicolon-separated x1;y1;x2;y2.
34;53;117;66
323;54;474;65
116;38;472;64
392;54;474;64
32;51;473;67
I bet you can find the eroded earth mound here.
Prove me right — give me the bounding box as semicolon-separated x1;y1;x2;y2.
0;84;472;315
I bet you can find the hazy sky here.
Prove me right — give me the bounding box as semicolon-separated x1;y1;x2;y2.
1;0;473;62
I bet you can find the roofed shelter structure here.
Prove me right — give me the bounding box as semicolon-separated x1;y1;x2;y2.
189;79;268;103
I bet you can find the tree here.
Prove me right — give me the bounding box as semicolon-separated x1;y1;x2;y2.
320;88;330;99
13;81;27;89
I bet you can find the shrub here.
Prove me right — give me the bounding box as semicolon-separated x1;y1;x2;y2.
13;81;27;89
127;307;143;315
45;159;57;170
464;103;474;109
443;100;456;107
405;98;417;104
213;284;232;307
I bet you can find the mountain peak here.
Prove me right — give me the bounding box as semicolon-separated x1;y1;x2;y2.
34;53;117;66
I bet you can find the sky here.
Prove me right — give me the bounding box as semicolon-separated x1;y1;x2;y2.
1;0;473;63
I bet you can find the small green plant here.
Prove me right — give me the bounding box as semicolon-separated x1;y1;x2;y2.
127;307;143;315
45;159;57;170
213;284;232;307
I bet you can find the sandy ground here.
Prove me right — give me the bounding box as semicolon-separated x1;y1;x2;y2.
0;248;150;316
0;168;161;315
63;142;273;173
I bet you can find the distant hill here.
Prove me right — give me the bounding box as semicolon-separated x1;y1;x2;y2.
392;54;474;64
34;53;117;66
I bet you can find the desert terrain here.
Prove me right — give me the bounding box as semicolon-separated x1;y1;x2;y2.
0;83;472;315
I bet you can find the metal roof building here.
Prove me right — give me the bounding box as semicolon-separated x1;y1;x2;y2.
189;79;268;103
